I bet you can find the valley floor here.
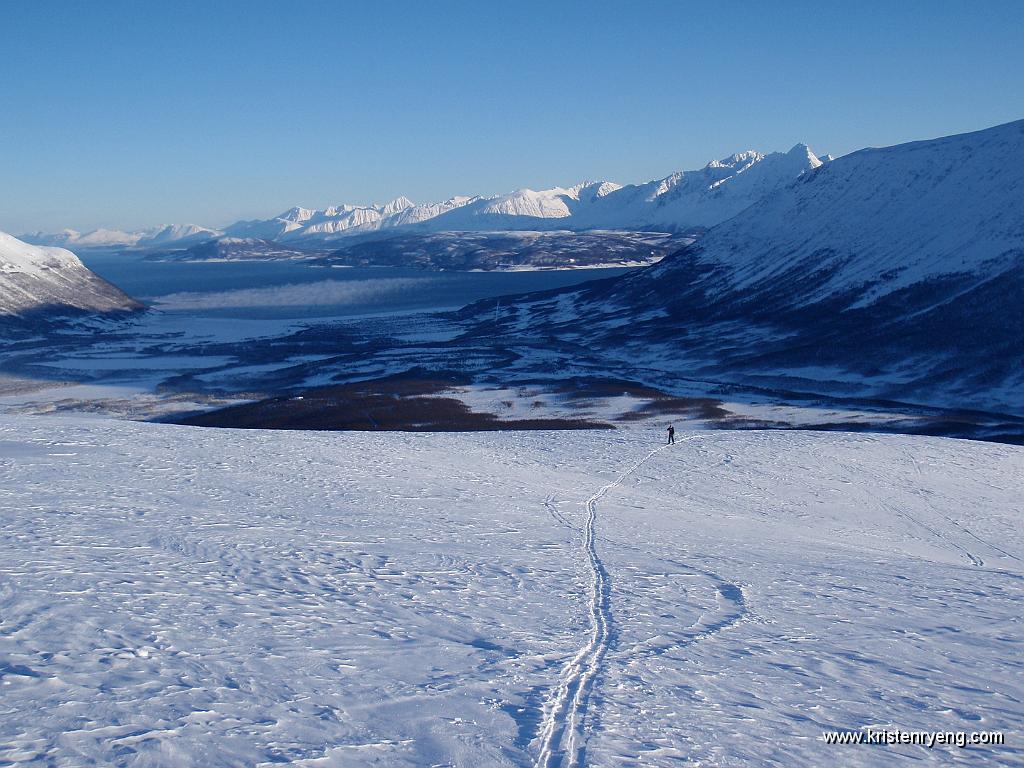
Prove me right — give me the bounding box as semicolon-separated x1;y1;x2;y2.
0;417;1021;766
4;309;1020;443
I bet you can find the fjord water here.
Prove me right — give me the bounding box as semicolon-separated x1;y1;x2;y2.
80;250;632;319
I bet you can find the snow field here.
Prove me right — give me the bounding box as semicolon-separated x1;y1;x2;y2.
0;417;1021;766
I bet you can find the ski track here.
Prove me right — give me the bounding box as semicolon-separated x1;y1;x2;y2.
544;494;578;533
901;446;1021;565
3;421;1022;766
535;440;677;768
534;435;1022;766
831;443;986;568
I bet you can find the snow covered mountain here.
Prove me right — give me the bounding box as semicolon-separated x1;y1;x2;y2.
404;149;822;234
230;148;819;243
404;182;623;232
0;231;141;319
136;223;222;247
21;228;142;248
567;144;823;230
224;198;420;242
382;195;479;227
22;224;222;249
21;146;821;251
454;119;1024;417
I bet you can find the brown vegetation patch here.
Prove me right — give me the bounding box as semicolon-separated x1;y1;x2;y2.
176;378;612;432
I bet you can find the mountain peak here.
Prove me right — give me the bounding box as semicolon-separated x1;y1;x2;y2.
568;180;623;201
786;143;822;168
277;206;316;223
380;196;415;216
707;151;764;170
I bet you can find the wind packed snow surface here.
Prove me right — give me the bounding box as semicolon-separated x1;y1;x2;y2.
0;417;1021;767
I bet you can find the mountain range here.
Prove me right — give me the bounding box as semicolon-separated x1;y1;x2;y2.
2;118;1021;436
21;145;826;250
447;118;1024;418
21;223;221;249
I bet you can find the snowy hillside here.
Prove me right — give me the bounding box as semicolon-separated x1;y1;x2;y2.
412;182;623;232
567;145;822;231
0;231;141;319
459;120;1024;417
0;416;1019;766
677;125;1023;301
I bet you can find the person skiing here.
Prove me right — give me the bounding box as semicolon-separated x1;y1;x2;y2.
667;424;675;444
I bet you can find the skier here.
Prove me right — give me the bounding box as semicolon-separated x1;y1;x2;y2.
667;424;675;444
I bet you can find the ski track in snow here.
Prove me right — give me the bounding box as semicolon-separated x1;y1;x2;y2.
1;419;1022;767
871;489;984;568
856;442;1024;570
543;494;577;533
536;440;677;768
900;445;1021;566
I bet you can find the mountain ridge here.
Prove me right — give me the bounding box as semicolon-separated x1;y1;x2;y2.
20;145;822;249
0;231;142;321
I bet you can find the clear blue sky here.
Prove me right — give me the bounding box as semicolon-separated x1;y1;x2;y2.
2;0;1022;233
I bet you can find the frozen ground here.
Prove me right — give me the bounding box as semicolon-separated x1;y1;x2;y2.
0;416;1021;766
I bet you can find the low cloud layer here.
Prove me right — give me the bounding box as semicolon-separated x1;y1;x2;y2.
150;278;435;310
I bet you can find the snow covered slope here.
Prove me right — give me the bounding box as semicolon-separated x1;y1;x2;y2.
385;195;483;227
567;145;822;231
0;231;141;319
0;416;1020;766
412;182;623;232
463;119;1024;416
680;123;1023;302
136;223;222;247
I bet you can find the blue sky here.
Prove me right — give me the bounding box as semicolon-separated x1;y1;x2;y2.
2;0;1022;233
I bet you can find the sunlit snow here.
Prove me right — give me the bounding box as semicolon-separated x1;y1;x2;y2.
1;417;1020;766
